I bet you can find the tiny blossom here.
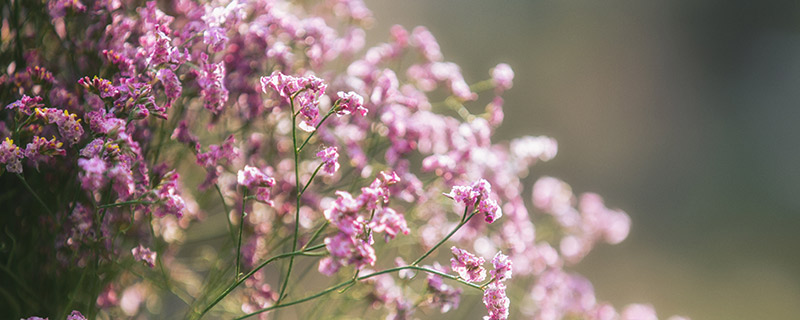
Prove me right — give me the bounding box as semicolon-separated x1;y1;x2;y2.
66;310;87;320
171;120;199;147
450;246;486;282
132;245;157;268
0;137;24;173
478;198;503;223
426;263;462;313
260;71;327;132
491;63;514;92
336;91;367;116
34;108;84;145
490;252;512;282
27;66;55;83
78;157;108;191
237;165;276;205
5;95;43;115
483;282;510;320
369;207;410;240
319;232;376;276
196;135;239;190
80;138;105;158
316;146;340;175
152;171;185;218
78;76;119;99
621;304;658;320
24;136;66;166
197;54;229;114
157;68;182;101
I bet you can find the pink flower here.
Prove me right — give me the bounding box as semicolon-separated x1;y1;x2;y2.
491;63;514;92
369;207;410;240
483;282;510;320
0;137;24;174
621;304;658;320
67;310;87;320
78;157;108;191
132;245;157;268
260;71;327;132
490;252;512;282
478;198;502;223
5;95;43;115
197;54;228;114
157;68;182;101
152;171;186;218
316;146;340;175
237;165;276;206
450;246;486;282
336;91;367;116
426;263;462;313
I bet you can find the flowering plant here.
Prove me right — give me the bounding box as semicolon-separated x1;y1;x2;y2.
0;1;688;319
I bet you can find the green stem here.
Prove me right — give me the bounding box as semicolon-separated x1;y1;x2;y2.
278;95;301;304
236;189;248;280
97;199;153;208
296;104;338;154
300;162;325;196
15;173;52;215
301;221;328;251
196;243;325;319
214;183;236;243
412;205;478;266
235;264;482;319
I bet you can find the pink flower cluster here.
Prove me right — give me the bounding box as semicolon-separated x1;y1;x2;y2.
445;179;503;223
320;171;407;275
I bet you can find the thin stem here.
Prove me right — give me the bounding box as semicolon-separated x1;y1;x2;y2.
300;221;328;251
296;106;337;154
278;95;301;303
15;173;52;215
196;243;325;319
300;162;325;196
236;264;482;319
301;102;340;152
97;199;153;208
214;183;236;243
236;189;248;280
412;205;478;266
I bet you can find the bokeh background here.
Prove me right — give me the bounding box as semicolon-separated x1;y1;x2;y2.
367;1;800;319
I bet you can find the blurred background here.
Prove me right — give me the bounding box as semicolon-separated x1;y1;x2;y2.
368;1;800;319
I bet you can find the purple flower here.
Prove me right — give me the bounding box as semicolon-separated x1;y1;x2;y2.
483;282;510;320
316;146;340;175
336;91;367;116
0;137;24;174
5;95;43;115
78;76;119;99
450;246;486;282
132;244;157;268
171;121;199;147
34;108;84;145
24;136;66;167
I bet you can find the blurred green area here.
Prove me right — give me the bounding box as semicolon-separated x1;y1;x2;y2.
368;1;800;319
